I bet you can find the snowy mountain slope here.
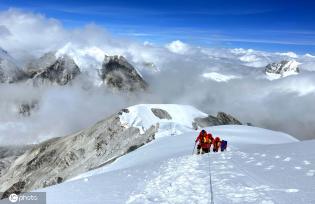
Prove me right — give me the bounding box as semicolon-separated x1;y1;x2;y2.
34;124;311;204
0;103;308;203
120;104;208;135
0;110;157;198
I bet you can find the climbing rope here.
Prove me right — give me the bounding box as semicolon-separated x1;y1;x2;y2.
207;152;214;204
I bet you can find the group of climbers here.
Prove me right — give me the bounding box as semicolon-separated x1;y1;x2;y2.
194;129;227;154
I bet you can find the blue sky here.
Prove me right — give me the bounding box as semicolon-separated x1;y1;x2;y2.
1;0;315;53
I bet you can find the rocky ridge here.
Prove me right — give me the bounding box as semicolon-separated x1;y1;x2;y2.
0;109;157;199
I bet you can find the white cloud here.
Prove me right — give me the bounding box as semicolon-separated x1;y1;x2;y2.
165;40;189;54
202;72;240;82
1;9;315;143
275;51;298;58
304;53;315;58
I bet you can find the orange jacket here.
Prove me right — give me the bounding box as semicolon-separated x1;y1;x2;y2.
195;131;211;148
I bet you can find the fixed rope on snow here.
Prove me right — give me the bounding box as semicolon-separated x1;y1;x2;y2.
207;153;214;204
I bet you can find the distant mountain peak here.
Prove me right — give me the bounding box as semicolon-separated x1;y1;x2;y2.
100;55;148;91
265;60;300;79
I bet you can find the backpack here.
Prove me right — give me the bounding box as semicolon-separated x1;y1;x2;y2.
214;137;220;148
201;134;210;144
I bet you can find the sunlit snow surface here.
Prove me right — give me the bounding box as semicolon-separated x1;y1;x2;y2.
33;104;315;204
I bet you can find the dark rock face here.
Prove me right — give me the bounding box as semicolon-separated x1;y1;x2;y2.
18;101;38;117
216;112;242;125
151;108;172;120
193;112;242;128
0;111;156;196
29;55;80;86
1;181;26;199
100;55;148;91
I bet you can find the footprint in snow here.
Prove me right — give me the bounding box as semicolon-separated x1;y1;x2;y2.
265;165;275;170
283;157;291;162
285;189;299;193
303;160;311;165
306;170;315;177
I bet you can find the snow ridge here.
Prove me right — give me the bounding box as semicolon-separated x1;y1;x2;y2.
119;104;208;135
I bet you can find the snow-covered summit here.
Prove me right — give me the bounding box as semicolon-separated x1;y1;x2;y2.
265;60;300;80
119;104;244;138
120;104;208;136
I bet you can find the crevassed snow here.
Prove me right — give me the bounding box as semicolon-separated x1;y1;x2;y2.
202;72;240;82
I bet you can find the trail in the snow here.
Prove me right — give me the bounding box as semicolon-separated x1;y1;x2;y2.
210;150;275;204
127;155;211;204
126;148;277;204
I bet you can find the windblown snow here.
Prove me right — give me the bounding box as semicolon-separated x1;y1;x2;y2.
28;104;315;204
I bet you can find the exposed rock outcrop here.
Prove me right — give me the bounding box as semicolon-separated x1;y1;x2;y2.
193;112;242;129
151;108;172;120
1;181;26;199
0;110;156;198
100;55;148;91
18;101;38;117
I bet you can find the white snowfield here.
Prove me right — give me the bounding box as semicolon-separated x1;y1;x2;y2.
35;104;314;204
120;104;208;135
